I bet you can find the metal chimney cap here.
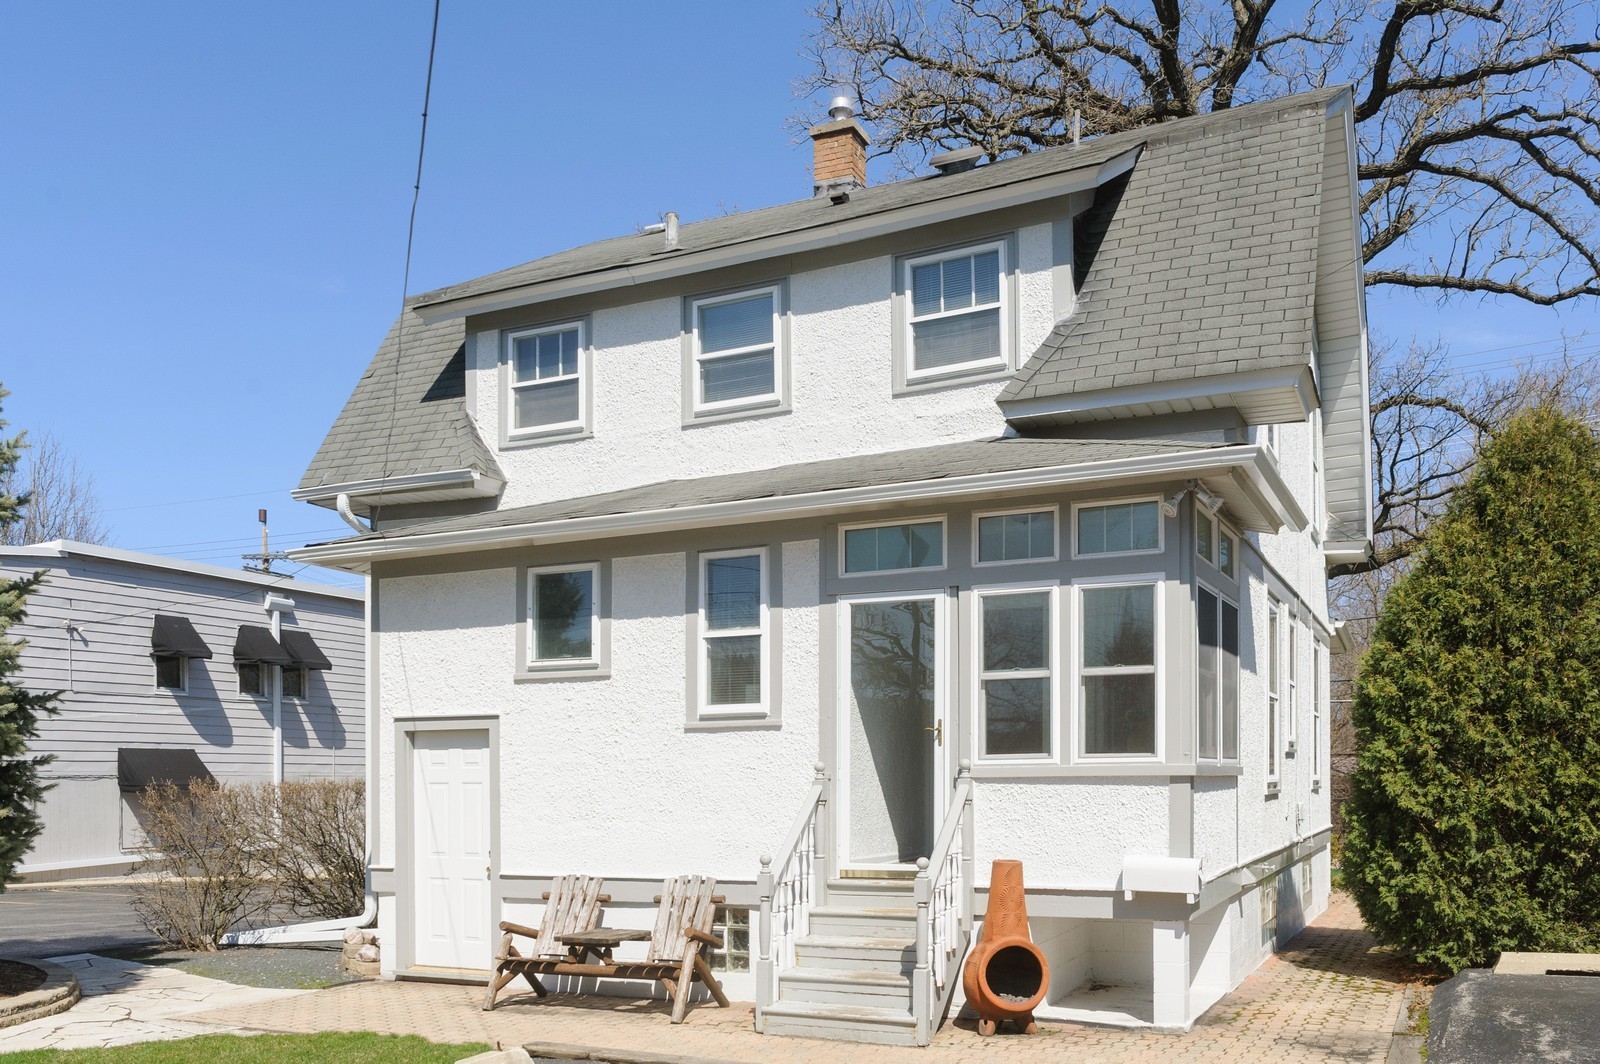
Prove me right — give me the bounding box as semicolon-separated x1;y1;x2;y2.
828;92;855;121
930;146;985;175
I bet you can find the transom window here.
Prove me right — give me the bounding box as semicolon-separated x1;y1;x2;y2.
1075;499;1162;557
842;519;945;575
975;508;1056;565
976;587;1056;759
508;322;585;436
699;550;768;716
905;242;1006;380
528;564;599;664
1197;587;1241;762
1196;511;1237;578
691;287;782;414
1079;583;1159;757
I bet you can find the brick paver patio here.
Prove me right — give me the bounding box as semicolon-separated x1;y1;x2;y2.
188;892;1418;1062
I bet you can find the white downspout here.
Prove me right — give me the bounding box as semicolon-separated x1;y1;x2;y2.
336;492;369;534
264;593;294;785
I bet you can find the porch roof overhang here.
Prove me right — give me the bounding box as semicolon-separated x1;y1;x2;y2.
288;436;1306;572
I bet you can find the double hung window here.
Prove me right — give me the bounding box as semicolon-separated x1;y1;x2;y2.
904;242;1006;380
699;550;768;716
976;587;1056;759
508;322;586;436
1197;587;1240;762
527;564;599;665
690;287;782;415
1079;583;1159;757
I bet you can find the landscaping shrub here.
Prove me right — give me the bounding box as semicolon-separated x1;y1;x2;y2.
248;778;365;919
1342;407;1600;972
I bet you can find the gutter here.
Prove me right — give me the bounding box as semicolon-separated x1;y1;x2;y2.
292;468;505;510
411;147;1144;323
291;444;1300;569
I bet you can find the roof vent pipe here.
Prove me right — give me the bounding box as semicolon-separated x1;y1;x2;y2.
930;146;984;175
663;211;680;251
828;92;855;121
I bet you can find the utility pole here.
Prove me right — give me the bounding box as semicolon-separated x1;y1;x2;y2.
243;508;291;573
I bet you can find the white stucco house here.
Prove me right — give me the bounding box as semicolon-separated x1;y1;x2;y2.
292;86;1370;1044
2;541;364;881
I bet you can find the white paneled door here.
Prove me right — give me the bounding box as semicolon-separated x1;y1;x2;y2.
412;728;492;970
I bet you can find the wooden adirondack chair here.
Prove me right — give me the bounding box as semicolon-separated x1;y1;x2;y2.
632;873;731;1023
482;874;607;1010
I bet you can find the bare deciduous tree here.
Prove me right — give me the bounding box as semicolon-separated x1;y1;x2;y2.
0;430;109;546
802;0;1600;573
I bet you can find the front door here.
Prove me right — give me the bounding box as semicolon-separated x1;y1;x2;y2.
837;592;949;871
412;728;491;970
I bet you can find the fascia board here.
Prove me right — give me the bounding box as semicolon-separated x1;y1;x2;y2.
412;146;1143;324
292;468;504;506
289;442;1300;568
1001;364;1317;425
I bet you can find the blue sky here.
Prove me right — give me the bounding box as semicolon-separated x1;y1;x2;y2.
2;1;1594;590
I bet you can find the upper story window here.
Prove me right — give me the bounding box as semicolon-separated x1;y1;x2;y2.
974;507;1057;566
1074;499;1162;558
690;286;784;417
904;241;1007;383
155;655;186;691
281;666;307;700
842;518;946;576
508;321;587;438
1196;510;1237;578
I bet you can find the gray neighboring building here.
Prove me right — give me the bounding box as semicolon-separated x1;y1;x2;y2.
2;541;365;881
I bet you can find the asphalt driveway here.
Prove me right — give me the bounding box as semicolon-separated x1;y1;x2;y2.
0;881;158;958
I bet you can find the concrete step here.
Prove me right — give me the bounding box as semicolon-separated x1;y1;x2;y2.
778;965;913;1008
795;933;916;974
808;904;917;937
760;1000;919;1046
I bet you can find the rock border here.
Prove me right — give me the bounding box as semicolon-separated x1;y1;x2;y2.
0;959;82;1029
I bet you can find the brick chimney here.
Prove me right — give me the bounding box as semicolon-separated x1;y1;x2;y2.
811;93;869;197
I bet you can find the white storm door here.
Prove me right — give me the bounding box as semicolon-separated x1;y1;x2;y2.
412;728;492;970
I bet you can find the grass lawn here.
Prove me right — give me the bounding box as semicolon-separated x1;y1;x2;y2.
0;1032;492;1063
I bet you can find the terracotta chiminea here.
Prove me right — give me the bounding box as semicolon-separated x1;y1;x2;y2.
962;859;1049;1036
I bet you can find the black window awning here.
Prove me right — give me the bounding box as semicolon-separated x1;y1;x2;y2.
280;629;333;670
151;614;213;660
117;748;216;793
234;624;294;666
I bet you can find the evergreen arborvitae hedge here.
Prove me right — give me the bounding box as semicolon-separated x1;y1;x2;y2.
0;385;59;887
1343;406;1600;972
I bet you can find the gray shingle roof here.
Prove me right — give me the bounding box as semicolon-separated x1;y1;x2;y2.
297;309;503;493
334;436;1212;545
999;88;1341;406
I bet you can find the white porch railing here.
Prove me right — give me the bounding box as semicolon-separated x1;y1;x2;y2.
913;759;976;1044
755;761;829;1027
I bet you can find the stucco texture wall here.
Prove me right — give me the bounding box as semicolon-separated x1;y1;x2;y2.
972;778;1168;890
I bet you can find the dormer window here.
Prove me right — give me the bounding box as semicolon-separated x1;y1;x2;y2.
903;240;1007;383
507;321;588;439
688;285;786;419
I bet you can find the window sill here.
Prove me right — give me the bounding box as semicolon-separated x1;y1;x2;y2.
502;425;593;450
972;762;1183;779
684;716;782;732
1193;762;1244;777
515;663;609;682
895;361;1013;396
684;396;788;427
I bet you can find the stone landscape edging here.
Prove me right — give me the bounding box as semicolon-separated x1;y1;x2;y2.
0;959;82;1028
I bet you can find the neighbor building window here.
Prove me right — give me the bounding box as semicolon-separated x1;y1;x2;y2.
508;321;586;436
527;564;599;664
975;507;1056;565
1197;587;1241;762
237;662;265;698
1079;582;1159;757
842;519;945;575
1074;499;1162;557
690;286;783;415
904;241;1006;380
1267;598;1282;786
976;587;1056;759
154;656;186;691
699;549;768;716
281;666;306;700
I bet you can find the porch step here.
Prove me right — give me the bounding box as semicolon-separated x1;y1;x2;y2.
794;933;916;974
779;965;912;1008
760;1000;918;1046
808;904;917;937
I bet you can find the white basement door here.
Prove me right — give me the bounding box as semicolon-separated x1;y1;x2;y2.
412;729;492;970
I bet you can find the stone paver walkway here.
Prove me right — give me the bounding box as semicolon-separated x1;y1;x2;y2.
0;953;307;1052
189;893;1421;1062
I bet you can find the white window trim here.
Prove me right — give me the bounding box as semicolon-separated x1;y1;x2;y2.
1070;496;1166;560
1266;597;1283;790
972;505;1059;568
689;285;785;417
506;320;589;440
697;547;770;720
1071;573;1164;764
972;582;1060;763
237;661;266;700
526;562;603;669
838;515;949;578
1195;508;1217;566
902;239;1010;384
153;655;188;694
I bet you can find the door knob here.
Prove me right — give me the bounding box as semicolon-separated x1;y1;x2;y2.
925;720;943;746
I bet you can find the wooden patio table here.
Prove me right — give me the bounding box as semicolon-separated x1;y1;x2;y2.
558;927;652;966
